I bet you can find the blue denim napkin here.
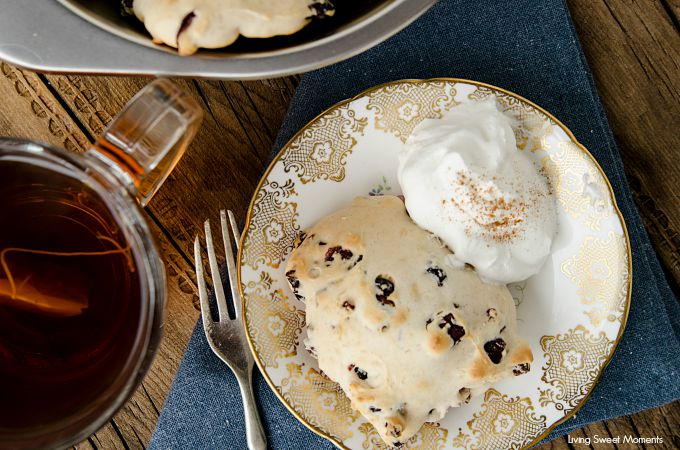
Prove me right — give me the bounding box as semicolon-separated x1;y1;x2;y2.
149;0;680;448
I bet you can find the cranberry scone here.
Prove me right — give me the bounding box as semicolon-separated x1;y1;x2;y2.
285;195;532;447
126;0;335;55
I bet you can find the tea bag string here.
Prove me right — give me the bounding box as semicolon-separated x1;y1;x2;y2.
0;235;134;300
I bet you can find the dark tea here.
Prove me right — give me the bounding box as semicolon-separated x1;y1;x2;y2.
0;158;142;432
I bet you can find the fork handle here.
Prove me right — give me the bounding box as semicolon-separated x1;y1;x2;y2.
236;372;267;450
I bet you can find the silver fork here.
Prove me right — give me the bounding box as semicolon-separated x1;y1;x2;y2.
194;210;267;450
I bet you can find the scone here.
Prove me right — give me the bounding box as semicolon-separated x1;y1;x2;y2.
285;196;532;447
127;0;335;55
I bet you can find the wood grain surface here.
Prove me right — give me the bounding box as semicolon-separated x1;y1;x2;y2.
0;0;678;448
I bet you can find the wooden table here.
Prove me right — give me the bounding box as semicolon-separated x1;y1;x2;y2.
0;1;678;448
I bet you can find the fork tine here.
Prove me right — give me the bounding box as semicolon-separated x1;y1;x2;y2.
193;236;213;327
227;210;241;249
204;219;231;321
220;210;242;319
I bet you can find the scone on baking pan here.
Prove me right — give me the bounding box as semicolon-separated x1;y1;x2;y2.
285;195;532;447
127;0;335;55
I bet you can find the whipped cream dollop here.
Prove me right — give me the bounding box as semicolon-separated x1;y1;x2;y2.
397;100;557;284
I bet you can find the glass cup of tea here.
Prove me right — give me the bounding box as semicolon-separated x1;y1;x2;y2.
0;79;203;449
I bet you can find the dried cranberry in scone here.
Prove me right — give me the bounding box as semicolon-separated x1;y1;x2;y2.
426;265;447;286
484;338;507;364
375;275;396;307
284;269;304;301
324;245;353;262
512;363;530;376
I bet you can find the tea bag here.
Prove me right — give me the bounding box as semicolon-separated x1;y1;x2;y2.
0;239;133;317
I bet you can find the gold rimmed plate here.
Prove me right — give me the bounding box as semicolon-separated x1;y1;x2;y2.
237;79;631;449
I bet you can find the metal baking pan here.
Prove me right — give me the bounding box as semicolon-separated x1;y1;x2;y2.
0;0;435;80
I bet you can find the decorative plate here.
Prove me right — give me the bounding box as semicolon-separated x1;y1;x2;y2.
237;79;631;449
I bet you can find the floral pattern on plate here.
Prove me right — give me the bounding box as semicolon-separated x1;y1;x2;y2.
238;79;631;449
